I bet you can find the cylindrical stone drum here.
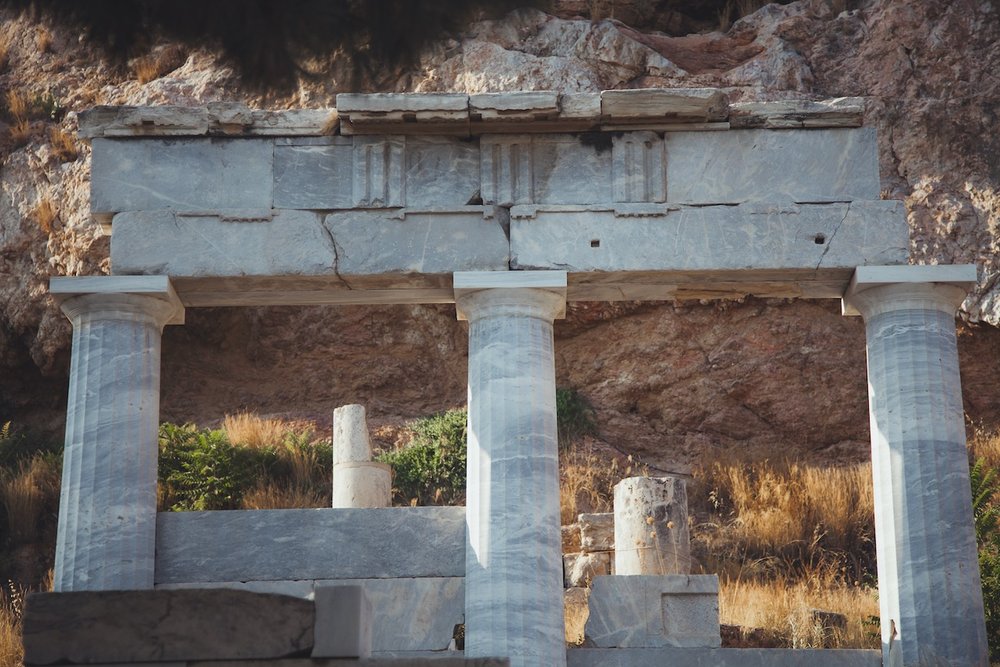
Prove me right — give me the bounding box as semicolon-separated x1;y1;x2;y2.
613;476;691;575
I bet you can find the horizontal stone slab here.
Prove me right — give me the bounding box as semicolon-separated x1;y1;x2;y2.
601;88;728;122
110;208;509;278
192;659;508;666
80;105;337;138
567;648;881;667
23;589;315;664
665;127;879;203
157;578;464;654
510;201;907;274
155;507;466;583
91;138;273;220
729;97;865;129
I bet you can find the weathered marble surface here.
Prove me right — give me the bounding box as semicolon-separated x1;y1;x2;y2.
331;462;391;509
91;138;273;218
333;404;374;464
563;552;611;588
154;507;465;583
273;139;355;209
585;575;720;649
157;577;464;654
665;128;879;203
457;274;568;667
110;208;510;278
577;513;614;553
79;105;337;138
614;477;691;575
313;585;372;659
52;287;181;591
510;201;907;273
567;648;881;667
23;589;315;664
729;97;865;129
843;270;988;667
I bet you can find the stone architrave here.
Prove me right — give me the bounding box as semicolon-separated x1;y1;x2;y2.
614;477;691;575
49;276;184;591
843;265;988;667
455;271;568;667
331;404;391;508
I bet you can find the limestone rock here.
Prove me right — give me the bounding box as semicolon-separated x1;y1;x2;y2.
578;513;614;553
564;551;612;588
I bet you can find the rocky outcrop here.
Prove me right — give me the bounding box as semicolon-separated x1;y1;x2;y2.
2;0;1000;465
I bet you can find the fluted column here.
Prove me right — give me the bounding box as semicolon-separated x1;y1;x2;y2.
455;271;567;667
844;265;987;667
50;277;184;591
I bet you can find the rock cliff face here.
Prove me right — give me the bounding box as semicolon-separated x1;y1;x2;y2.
2;0;1000;468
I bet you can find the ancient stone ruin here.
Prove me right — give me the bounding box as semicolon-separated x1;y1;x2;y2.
23;89;988;667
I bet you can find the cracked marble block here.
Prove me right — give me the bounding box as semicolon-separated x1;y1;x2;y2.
843;265;988;667
49;277;184;591
455;271;568;667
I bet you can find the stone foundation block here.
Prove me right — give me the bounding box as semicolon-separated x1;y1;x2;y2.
562;523;582;552
22;589;314;664
578;513;614;552
584;575;720;649
313;585;372;658
564;552;612;588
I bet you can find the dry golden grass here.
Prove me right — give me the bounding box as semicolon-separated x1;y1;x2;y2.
0;581;24;667
48;126;77;162
222;412;288;449
0;455;61;545
132;55;163;84
0;30;11;72
31;199;57;235
242;482;325;510
970;427;1000;470
720;568;879;649
35;27;52;54
560;449;646;525
5;91;27;123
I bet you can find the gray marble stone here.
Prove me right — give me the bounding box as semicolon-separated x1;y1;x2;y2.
612;132;665;203
157;578;465;654
154;507;465;584
567;648;881;667
273;139;354;209
614;477;691;575
52;289;180;591
664;128;879;203
456;274;568;667
111;208;509;278
79;105;336;138
91;138;273;217
843;272;988;667
585;575;720;649
352;136;405;207
405;137;481;208
22;589;314;664
313;585;372;659
510;201;907;273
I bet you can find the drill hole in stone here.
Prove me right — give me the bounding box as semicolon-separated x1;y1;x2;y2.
591;239;600;248
814;233;826;245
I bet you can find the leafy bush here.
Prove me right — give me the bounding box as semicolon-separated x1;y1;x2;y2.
377;410;467;506
157;423;277;511
556;387;597;449
971;457;1000;660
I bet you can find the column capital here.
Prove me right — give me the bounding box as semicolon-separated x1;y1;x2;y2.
50;276;185;326
841;265;976;318
453;271;567;322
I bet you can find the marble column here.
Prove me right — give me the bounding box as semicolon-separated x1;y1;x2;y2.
843;265;987;667
455;271;567;667
50;277;184;591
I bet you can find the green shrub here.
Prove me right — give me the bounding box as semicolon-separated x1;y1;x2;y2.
556;387;597;449
377;410;467;506
972;458;1000;660
158;423;277;511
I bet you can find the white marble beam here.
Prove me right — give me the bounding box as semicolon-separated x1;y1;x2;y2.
843;265;988;667
49;276;184;591
455;271;568;667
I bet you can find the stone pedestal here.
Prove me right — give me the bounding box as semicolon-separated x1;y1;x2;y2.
455;271;567;667
331;404;390;508
844;265;988;667
49;277;183;591
614;477;690;575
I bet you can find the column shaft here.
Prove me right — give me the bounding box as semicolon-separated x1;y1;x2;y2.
459;286;566;667
54;293;176;591
851;282;987;666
